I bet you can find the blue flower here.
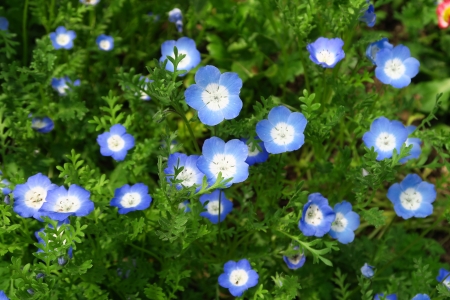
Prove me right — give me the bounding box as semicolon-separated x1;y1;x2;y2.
360;1;376;27
298;193;336;237
0;17;9;31
328;201;360;244
138;76;153;100
218;259;259;297
97;124;135;161
110;183;152;214
374;294;397;300
164;153;204;191
362;117;408;161
366;38;393;65
283;247;306;270
307;37;345;68
411;294;430;300
12;173;57;219
175;20;183;32
240;138;269;166
39;185;94;221
1;178;11;195
96;34;114;51
168;8;183;32
185;65;243;126
437;268;450;290
35;220;73;258
375;45;420;88
196;137;249;187
178;200;190;213
51;77;80;96
387;174;436;219
199;190;233;223
0;290;9;300
160;37;201;74
32;117;54;133
361;263;375;278
49;26;76;50
80;0;100;5
256;106;307;154
399;125;422;163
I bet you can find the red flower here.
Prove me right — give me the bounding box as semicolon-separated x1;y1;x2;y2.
437;0;450;29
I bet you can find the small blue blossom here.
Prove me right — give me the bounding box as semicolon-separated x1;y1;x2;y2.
51;77;80;96
361;263;375;278
436;268;450;289
12;173;57;219
175;20;183;32
178;200;190;213
366;38;393;65
164;153;204;191
399;125;422;163
307;37;345;68
240;138;269;166
328;201;360;244
138;76;153;100
185;65;243;126
0;290;9;300
40;185;94;221
110;183;152;214
96;34;114;51
35;220;73;259
283;247;306;270
411;294;430;300
362;117;408;161
298;193;336;237
160;37;201;75
360;0;376;27
374;294;397;300
0;17;9;31
32;117;54;133
375;45;420;88
1;173;11;195
97;124;135;161
80;0;100;4
168;8;183;32
199;190;233;224
196;137;249;187
49;26;76;50
256;106;307;154
387;174;436;219
218;259;259;297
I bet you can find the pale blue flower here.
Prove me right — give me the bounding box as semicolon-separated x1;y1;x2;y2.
328;201;360;244
32;117;54;133
374;294;397;300
218;259;259;297
283;247;306;270
399;125;422;163
51;77;80;96
437;268;450;290
49;26;76;50
110;183;152;214
360;1;376;27
307;37;345;68
164;153;204;191
361;263;375;278
96;34;114;51
240;138;269;166
298;193;336;237
411;294;430;300
366;38;393;65
97;124;135;161
199;190;233;224
160;37;201;75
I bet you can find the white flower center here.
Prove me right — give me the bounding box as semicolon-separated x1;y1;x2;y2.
206;200;223;215
384;58;405;79
176;167;197;187
201;83;230;111
99;40;111;50
140;91;149;100
55;196;81;213
229;269;249;287
316;50;336;65
375;132;396;152
56;34;70;46
57;84;69;95
305;204;323;225
32;120;47;129
24;187;47;209
331;212;348;232
247;143;260;157
120;192;142;208
270;122;295;146
444;279;450;288
287;254;303;265
399;188;422;210
107;135;125;151
177;50;191;69
209;154;237;179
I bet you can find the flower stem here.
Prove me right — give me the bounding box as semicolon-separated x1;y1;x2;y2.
22;0;29;66
173;104;200;153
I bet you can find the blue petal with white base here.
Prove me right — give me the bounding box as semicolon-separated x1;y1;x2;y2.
32;117;54;133
328;201;360;244
283;247;306;270
374;294;397;300
199;190;233;224
97;124;135;161
399;125;421;163
164;153;204;191
362;116;408;161
168;8;183;32
361;263;375;278
256;106;307;154
0;17;9;31
1;177;11;195
178;200;190;213
12;173;57;219
298;193;336;237
160;37;201;75
49;26;76;50
366;38;393;65
51;77;80;96
240;138;269;166
0;290;9;300
387;174;436;219
412;294;430;300
307;37;345;68
110;183;152;214
437;268;450;290
360;0;376;27
96;34;114;51
218;259;259;297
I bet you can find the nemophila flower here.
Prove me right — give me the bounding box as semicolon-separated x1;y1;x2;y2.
374;45;420;88
0;291;9;300
0;17;9;31
175;20;183;32
160;37;201;74
362;117;408;161
110;183;152;214
240;138;269;166
50;26;76;50
196;137;249;187
361;263;375;278
283;247;306;270
32;117;54;133
12;173;57;219
138;76;153;101
328;201;360;244
387;174;436;219
199;190;233;224
437;0;450;29
97;124;135;161
412;294;430;300
80;0;100;5
178;200;190;213
399;125;422;163
96;34;114;51
1;176;11;195
39;185;94;221
218;259;259;297
298;193;336;237
168;8;183;32
185;65;243;126
164;153;204;191
256;106;307;154
366;38;393;65
374;294;397;300
360;0;376;27
51;77;80;96
437;268;450;289
307;37;345;68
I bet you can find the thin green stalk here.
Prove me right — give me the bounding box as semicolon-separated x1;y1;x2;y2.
298;40;311;92
128;243;162;263
218;189;222;243
173;104;200;153
274;153;284;202
22;0;29;66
